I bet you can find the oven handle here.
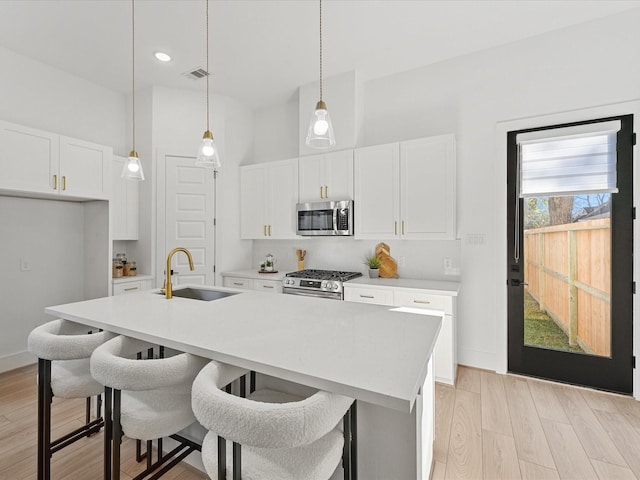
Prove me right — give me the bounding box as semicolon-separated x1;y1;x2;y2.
282;288;343;300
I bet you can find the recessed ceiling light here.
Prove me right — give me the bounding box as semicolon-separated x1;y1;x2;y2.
154;51;171;62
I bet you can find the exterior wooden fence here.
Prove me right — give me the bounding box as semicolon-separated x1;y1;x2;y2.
523;218;610;356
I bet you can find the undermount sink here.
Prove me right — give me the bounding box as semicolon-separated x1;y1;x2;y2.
158;287;240;301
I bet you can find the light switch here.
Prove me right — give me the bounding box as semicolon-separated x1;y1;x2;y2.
20;258;32;272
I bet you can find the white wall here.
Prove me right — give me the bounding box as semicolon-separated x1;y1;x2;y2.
253;98;299;164
0;197;86;371
252;9;640;373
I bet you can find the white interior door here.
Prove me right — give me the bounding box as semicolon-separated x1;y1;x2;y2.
164;155;215;286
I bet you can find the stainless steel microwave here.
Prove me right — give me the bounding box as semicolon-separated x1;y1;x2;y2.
296;200;354;236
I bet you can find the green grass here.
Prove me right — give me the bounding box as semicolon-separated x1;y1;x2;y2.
524;291;584;353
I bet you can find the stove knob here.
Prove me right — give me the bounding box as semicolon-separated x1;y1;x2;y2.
333;283;339;290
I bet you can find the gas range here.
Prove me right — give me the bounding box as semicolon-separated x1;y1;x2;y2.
282;269;362;300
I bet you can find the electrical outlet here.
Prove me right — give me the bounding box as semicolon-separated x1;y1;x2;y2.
20;258;31;272
443;257;453;271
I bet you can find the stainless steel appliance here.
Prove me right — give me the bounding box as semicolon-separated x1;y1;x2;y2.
296;200;354;236
282;269;362;300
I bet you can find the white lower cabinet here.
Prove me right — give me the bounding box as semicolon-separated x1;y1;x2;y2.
344;283;457;385
222;274;282;294
113;279;153;295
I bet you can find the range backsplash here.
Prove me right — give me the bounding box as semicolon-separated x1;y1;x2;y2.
252;238;461;280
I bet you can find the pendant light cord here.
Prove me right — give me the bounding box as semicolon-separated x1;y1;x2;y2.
206;0;210;132
131;0;136;152
319;0;323;102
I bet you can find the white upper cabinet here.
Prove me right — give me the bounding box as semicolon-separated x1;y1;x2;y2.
355;134;456;240
354;143;401;239
59;136;111;200
0;121;111;201
0;121;59;194
298;149;354;203
400;136;456;239
240;158;298;239
111;155;139;240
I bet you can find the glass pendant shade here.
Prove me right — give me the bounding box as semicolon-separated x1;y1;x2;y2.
306;100;335;149
196;130;221;169
121;150;144;181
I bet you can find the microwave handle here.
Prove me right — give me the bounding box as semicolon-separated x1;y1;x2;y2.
333;207;338;232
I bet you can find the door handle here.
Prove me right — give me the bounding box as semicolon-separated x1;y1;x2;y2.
324;186;328;198
320;186;324;199
264;225;267;236
510;279;529;286
53;174;57;190
62;176;67;191
268;225;272;236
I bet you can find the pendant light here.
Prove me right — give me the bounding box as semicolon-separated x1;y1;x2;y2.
196;0;221;169
305;0;335;149
122;0;144;181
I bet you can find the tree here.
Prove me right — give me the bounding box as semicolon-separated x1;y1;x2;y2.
548;196;574;226
524;197;549;229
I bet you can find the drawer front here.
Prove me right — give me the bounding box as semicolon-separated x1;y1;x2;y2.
223;277;254;290
344;287;394;306
254;279;283;294
393;291;453;315
113;282;142;295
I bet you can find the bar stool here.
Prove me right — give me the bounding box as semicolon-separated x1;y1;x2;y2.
90;335;211;480
27;318;117;480
192;361;357;480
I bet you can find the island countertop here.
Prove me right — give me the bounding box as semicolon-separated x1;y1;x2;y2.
45;285;441;413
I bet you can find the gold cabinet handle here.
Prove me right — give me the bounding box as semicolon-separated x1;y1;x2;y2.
360;294;375;299
62;176;67;191
268;224;272;236
324;186;328;198
402;221;405;235
262;285;274;289
394;221;398;235
413;300;431;305
320;186;324;199
53;174;57;190
124;286;139;292
263;225;267;236
232;282;243;286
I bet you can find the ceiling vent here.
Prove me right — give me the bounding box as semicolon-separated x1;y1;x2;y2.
183;67;210;80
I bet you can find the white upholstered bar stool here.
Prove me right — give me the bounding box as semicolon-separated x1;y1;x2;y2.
192;361;357;480
27;318;117;480
90;335;210;480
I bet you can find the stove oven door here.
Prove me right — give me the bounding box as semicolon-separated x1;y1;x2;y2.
282;288;343;301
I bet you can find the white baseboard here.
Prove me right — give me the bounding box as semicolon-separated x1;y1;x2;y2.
457;347;497;372
0;350;36;373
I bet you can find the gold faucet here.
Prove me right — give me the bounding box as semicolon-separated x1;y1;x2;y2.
163;247;195;299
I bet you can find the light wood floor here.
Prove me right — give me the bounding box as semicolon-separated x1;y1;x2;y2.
2;364;640;479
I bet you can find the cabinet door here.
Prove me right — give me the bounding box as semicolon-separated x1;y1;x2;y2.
0;121;59;194
223;276;254;290
298;154;324;203
324;149;354;200
267;159;298;239
59;136;111;199
111;155;139;240
344;286;394;305
254;278;283;293
240;165;267;239
354;143;400;239
400;135;456;240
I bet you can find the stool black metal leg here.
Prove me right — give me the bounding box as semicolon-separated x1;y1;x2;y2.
104;387;113;480
350;401;358;480
112;389;122;480
232;442;241;480
37;358;52;480
342;407;352;480
250;370;256;393
217;436;226;480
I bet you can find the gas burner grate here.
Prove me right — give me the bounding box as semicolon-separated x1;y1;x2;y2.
286;269;362;282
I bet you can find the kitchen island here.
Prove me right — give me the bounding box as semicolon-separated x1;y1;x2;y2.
45;285;441;479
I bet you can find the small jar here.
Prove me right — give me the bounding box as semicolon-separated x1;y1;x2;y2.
126;261;137;276
113;260;124;278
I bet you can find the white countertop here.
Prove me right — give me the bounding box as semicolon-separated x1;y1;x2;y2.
113;274;154;285
221;269;292;281
345;276;460;296
45;285;441;412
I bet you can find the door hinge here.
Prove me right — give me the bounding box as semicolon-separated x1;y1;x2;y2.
633;132;637;146
633;207;636;220
633;282;636;294
633;356;636;369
